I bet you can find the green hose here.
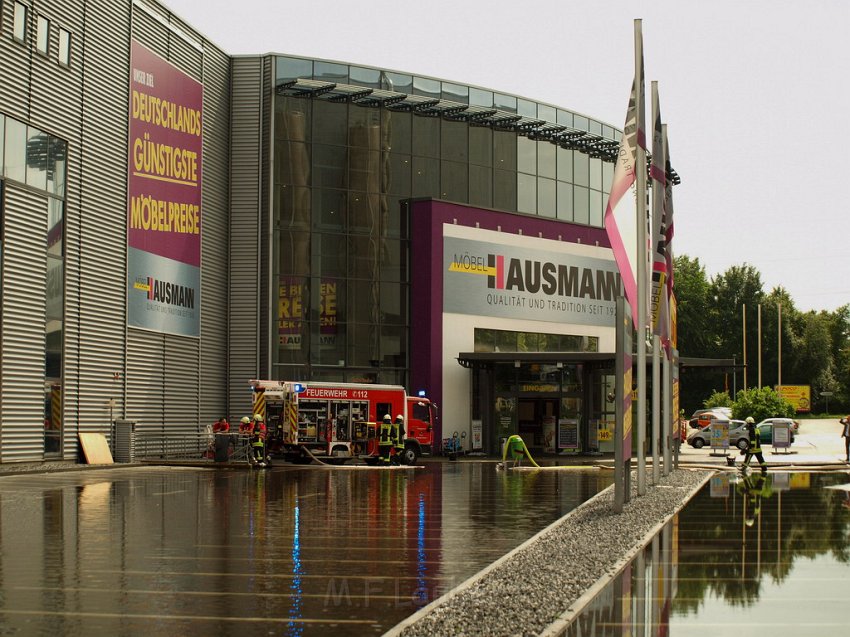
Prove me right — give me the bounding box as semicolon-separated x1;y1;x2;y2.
502;435;540;468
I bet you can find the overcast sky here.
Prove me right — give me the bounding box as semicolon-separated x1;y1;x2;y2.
164;0;849;313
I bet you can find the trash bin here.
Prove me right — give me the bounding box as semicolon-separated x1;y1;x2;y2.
113;419;136;463
214;434;231;462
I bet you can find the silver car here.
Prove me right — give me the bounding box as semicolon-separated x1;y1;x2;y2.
687;420;749;450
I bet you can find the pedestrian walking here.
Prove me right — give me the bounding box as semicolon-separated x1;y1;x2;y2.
741;416;767;474
840;416;850;463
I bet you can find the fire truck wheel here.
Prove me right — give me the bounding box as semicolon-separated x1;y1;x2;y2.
402;445;419;466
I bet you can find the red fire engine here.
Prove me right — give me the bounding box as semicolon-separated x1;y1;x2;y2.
249;380;436;465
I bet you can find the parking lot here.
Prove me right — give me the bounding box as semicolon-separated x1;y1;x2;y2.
678;417;848;467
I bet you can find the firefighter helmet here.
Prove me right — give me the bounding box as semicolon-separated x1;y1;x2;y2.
253;413;263;421
383;414;392;422
745;416;755;424
395;414;404;422
240;416;250;424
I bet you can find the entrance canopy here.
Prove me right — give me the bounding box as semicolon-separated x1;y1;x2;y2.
457;352;616;368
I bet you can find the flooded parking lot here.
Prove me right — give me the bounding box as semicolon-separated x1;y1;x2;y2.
563;470;850;637
0;463;611;636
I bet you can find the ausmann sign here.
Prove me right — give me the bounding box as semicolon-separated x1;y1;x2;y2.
444;237;621;326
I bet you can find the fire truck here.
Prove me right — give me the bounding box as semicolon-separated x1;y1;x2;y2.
249;380;436;465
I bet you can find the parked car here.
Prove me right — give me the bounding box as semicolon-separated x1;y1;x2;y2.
688;419;795;450
752;419;797;445
757;417;799;434
688;409;732;429
688;418;748;449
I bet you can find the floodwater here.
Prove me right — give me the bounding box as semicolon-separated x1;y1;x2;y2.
562;470;850;637
0;463;611;636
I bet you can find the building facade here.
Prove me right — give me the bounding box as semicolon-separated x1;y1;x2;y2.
1;0;627;462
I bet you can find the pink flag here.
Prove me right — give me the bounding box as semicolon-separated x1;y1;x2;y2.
650;82;668;340
604;20;645;329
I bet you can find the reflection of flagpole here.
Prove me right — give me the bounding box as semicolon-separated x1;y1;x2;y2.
742;494;747;581
778;490;782;566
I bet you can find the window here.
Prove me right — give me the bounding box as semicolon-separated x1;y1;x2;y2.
36;15;49;54
13;2;28;42
58;27;71;66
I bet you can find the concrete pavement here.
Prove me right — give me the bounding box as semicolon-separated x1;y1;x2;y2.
675;417;850;470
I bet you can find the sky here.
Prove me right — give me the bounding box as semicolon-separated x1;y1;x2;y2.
165;0;850;313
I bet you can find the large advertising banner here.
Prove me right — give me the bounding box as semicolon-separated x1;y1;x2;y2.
127;40;202;337
777;384;811;413
443;235;621;327
278;277;338;350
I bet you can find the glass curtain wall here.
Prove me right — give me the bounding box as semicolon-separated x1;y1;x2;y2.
272;57;616;385
274;96;407;385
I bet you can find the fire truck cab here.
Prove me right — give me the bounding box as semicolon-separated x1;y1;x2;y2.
250;380;435;465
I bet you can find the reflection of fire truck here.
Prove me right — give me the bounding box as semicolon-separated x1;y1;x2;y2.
250;380;435;465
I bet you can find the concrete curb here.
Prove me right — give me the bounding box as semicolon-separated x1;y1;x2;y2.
537;469;713;636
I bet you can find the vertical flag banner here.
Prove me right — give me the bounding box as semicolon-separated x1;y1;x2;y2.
650;81;668;340
127;41;203;337
604;20;646;330
663;124;675;311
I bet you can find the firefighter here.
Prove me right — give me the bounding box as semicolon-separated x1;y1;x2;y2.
738;471;771;527
378;414;393;464
251;414;267;466
741;416;767;473
239;416;252;434
392;414;406;464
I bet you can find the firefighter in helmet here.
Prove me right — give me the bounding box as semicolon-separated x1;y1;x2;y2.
392;414;406;464
239;416;252;434
378;414;393;464
251;414;267;466
741;416;767;474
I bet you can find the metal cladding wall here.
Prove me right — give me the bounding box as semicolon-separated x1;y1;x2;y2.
1;189;49;462
228;56;266;419
0;0;230;461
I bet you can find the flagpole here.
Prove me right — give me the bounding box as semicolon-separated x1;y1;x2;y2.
634;19;647;496
650;80;662;485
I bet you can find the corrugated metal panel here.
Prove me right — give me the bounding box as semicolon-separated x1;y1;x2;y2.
229;56;264;419
131;4;170;60
26;0;85;133
164;334;200;435
126;329;164;435
0;0;233;460
196;42;231;423
1;188;49;462
0;1;35;121
258;57;272;377
72;0;132;443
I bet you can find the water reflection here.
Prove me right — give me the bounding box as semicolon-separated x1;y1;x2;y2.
0;464;610;636
562;471;850;636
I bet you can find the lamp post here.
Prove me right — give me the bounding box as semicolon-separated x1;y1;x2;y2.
742;304;747;391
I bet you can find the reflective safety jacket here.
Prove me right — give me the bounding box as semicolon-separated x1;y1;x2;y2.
391;420;405;448
747;426;762;453
379;420;392;446
251;422;267;445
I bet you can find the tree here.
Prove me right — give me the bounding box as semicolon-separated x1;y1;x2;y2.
704;390;732;409
732;386;795;422
708;264;765;363
674;255;713;357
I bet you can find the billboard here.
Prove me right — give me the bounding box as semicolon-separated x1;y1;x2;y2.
777;385;811;413
127;41;203;337
443;236;621;327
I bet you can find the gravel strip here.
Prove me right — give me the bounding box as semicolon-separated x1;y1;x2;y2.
389;467;712;637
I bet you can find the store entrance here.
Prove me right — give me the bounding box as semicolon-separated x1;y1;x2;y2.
517;398;559;453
